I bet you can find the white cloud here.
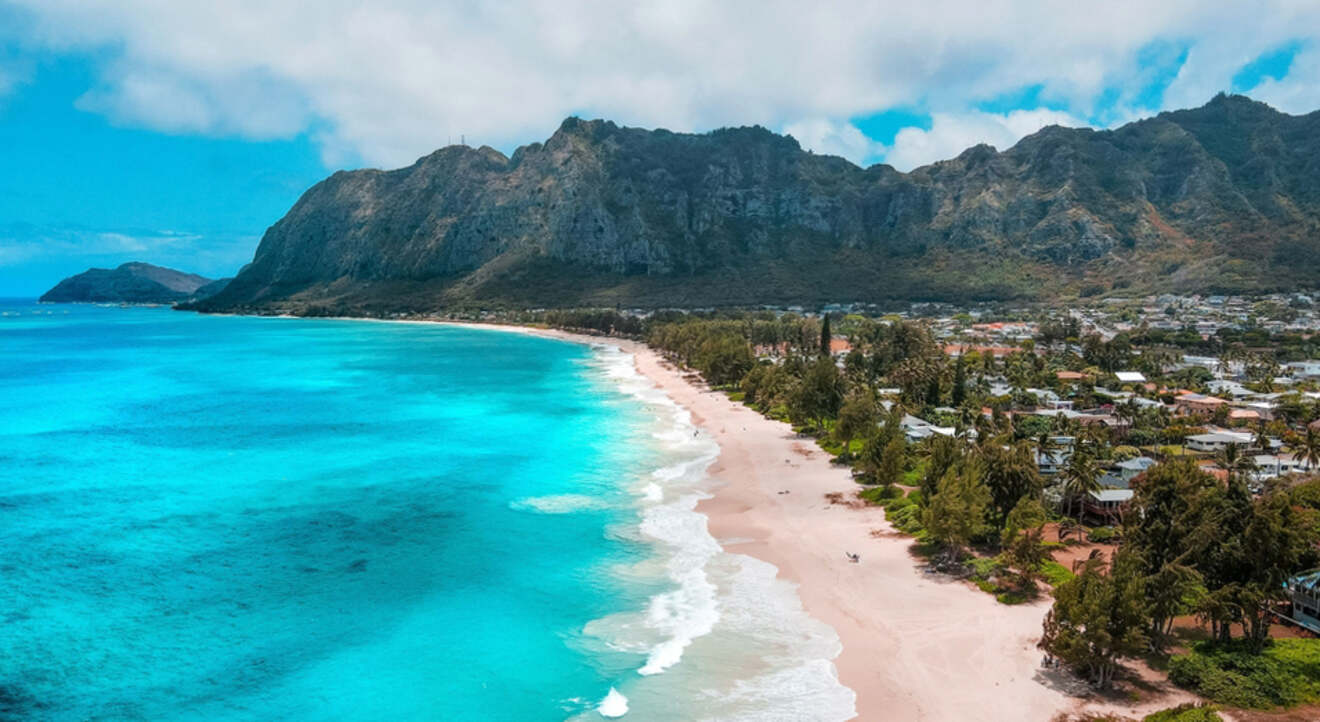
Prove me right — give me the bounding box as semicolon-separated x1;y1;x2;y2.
1247;45;1320;115
0;226;255;278
781;118;883;166
884;109;1083;171
2;1;1319;168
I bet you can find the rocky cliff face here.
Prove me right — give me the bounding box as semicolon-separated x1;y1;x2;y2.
198;94;1320;313
40;262;216;304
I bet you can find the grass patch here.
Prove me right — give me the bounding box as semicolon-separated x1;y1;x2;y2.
901;458;928;486
858;485;903;505
818;438;845;457
996;589;1030;605
885;502;925;535
1168;638;1320;709
1040;561;1075;588
726;391;745;402
1142;704;1222;722
858;487;926;535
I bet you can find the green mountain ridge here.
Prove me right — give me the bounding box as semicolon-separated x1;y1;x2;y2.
193;94;1320;314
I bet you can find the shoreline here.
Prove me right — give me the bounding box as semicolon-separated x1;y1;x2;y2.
198;314;1199;719
467;322;1199;721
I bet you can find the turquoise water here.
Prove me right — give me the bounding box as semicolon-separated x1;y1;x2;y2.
0;302;670;721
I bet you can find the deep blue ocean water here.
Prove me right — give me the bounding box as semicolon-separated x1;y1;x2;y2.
0;302;669;721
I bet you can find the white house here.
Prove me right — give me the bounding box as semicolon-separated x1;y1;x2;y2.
1251;454;1317;480
1185;430;1255;453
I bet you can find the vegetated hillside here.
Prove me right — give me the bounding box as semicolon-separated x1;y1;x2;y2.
40;262;216;304
193;94;1320;315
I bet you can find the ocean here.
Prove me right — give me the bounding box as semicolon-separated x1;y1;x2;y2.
0;301;852;721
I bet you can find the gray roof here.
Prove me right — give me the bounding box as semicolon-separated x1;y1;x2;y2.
1117;457;1157;471
1089;489;1134;503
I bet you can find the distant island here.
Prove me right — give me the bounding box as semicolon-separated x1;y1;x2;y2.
190;93;1320;316
40;262;230;304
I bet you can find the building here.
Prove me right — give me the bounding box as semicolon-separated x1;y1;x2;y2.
1251;454;1317;479
1174;392;1228;417
1287;361;1320;380
1206;379;1254;399
1285;570;1320;634
1115;456;1157;480
1115;371;1147;384
901;414;959;441
1184;430;1255;453
1084;489;1133;523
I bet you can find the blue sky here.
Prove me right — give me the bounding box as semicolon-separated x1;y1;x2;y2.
1;2;1318;297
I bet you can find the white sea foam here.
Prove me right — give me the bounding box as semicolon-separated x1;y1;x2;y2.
579;342;855;720
597;687;628;718
509;494;610;514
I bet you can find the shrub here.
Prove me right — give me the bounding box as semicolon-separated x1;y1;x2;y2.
887;503;925;535
1087;526;1119;543
1168;639;1320;709
858;486;886;504
859;485;905;505
1142;704;1221;722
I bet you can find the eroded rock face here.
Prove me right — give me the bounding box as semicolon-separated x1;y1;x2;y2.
40;263;215;304
200;94;1320;311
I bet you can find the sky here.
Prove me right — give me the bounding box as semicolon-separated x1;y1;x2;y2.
1;2;1319;297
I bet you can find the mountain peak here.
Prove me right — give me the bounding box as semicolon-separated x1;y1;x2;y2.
195;96;1320;313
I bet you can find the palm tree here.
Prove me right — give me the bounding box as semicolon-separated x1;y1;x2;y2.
1252;423;1271;451
1060;452;1102;520
1034;431;1057;466
1114;399;1140;440
1214;443;1257;484
1298;427;1320;473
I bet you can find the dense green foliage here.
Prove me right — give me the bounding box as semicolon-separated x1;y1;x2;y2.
1168;639;1320;709
1142;704;1222;722
1039;554;1150;689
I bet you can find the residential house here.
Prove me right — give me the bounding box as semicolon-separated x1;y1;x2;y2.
1084;489;1133;523
1174;392;1228;418
1184;429;1256;453
1285;570;1320;634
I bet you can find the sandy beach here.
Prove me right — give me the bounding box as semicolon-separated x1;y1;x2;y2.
439;321;1199;720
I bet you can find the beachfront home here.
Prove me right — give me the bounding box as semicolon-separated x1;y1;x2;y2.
1285;570;1320;634
901;414;959;441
